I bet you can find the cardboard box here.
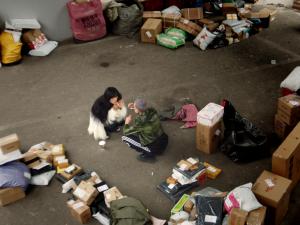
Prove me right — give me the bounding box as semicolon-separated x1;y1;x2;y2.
183;199;194;213
177;160;193;171
226;13;238;20
197;103;224;127
166;176;177;184
0;134;20;154
162;14;181;28
103;187;123;207
181;8;203;20
67;199;91;224
28;142;54;163
252;170;292;225
222;3;238;15
277;94;300;125
53;155;66;167
141;18;162;44
246;207;266;225
272;122;300;188
197;18;214;26
57;158;69;169
60;164;83;180
203;162;222;179
143;11;162;20
274;114;293;139
176;18;202;36
229;208;248;225
73;181;98;206
0;187;25;206
196;121;222;154
51;144;65;156
86;172;102;185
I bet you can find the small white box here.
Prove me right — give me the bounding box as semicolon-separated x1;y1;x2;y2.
197;103;224;126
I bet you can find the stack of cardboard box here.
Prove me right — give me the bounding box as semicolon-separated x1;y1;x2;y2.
196;103;224;154
0;134;26;206
274;94;300;139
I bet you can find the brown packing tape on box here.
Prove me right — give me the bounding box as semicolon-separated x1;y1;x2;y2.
272;122;300;189
0;133;20;154
0;187;25;206
141;18;162;44
161;14;180;28
181;8;203;20
176;19;202;36
143;11;162;19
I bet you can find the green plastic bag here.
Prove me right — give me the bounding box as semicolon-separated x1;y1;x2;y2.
165;27;187;41
156;33;185;49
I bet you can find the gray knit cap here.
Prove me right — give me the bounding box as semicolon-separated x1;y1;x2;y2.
134;98;147;112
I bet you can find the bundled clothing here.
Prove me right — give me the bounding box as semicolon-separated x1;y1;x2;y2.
88;95;127;140
122;108;168;156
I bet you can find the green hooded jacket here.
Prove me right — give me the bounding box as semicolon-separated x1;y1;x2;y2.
123;107;164;146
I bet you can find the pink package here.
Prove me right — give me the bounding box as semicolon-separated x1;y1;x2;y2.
67;0;106;42
224;192;240;213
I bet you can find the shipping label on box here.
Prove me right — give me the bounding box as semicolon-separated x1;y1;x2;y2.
73;181;98;206
0;133;20;154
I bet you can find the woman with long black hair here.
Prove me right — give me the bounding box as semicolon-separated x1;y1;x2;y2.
88;87;127;141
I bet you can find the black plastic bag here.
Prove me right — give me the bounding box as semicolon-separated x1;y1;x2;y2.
220;99;268;163
195;196;223;225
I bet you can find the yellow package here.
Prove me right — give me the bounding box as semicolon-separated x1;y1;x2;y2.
0;32;22;64
204;162;222;179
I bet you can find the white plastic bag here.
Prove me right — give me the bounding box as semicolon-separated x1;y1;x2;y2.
30;170;56;186
280;66;300;91
162;5;181;16
224;183;262;213
193;27;216;51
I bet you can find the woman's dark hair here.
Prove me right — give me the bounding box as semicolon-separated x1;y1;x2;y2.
103;87;122;102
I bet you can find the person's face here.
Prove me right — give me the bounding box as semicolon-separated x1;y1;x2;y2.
110;97;118;106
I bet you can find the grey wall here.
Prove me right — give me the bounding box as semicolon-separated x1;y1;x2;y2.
0;0;72;41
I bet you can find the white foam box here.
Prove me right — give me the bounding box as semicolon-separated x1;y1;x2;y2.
197;103;224;126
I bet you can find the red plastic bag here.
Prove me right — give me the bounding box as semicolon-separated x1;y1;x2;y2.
67;0;106;42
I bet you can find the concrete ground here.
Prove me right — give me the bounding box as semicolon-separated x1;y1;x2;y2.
0;7;300;225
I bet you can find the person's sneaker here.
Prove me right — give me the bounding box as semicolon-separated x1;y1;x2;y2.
137;153;156;162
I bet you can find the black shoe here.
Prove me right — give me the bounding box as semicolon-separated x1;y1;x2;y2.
137;153;156;162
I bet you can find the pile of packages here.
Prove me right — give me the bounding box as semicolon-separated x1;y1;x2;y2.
0;134;59;206
60;162;165;224
0;19;58;67
140;2;277;50
157;157;222;202
167;159;299;225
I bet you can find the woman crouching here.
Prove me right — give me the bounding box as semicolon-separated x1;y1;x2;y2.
88;87;127;141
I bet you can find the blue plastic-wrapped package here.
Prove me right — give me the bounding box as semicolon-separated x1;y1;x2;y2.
0;161;31;191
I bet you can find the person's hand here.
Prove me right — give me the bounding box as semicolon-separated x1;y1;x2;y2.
117;99;124;108
125;115;132;125
128;102;134;110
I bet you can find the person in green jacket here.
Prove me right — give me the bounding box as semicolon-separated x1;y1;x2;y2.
122;98;168;162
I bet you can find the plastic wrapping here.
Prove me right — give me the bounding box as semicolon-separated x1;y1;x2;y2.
196;196;223;225
157;34;185;49
0;161;30;191
165;28;187;41
220;99;268;162
112;3;143;37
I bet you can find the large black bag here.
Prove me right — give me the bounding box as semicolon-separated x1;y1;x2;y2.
220;99;268;162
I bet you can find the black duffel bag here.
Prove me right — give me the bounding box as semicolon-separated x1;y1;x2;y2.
220;99;268;163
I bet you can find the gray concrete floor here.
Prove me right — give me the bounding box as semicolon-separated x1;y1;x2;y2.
0;7;300;225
